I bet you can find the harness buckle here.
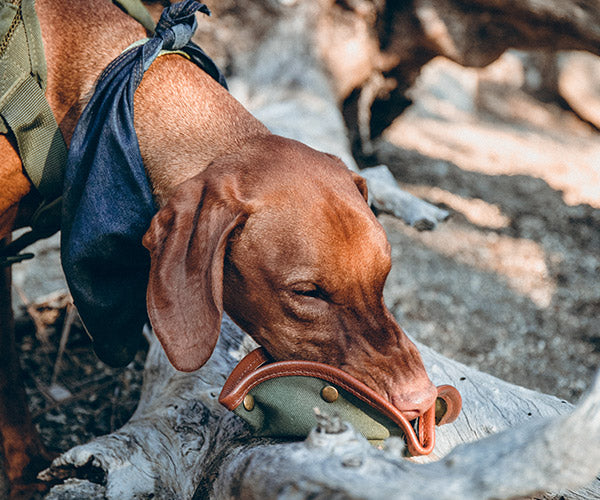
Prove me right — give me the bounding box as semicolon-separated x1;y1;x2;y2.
0;251;34;266
1;197;61;267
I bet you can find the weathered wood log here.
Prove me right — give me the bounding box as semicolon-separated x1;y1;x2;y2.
314;0;600;151
558;51;600;129
210;364;600;500
41;317;600;499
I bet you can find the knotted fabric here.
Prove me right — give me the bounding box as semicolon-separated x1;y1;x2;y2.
61;0;227;367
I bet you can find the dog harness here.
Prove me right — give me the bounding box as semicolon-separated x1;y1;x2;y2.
0;0;67;264
0;0;162;266
61;0;227;367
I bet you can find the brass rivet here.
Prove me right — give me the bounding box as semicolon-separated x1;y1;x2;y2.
321;385;339;403
243;394;255;411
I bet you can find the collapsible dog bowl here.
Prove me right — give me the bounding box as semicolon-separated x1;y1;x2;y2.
219;348;462;456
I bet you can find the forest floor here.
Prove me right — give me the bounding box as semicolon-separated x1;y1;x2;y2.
11;50;600;459
375;53;600;403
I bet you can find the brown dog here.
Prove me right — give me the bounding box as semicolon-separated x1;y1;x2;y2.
0;0;436;495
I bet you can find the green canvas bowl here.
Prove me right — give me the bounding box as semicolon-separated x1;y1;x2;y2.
220;348;462;455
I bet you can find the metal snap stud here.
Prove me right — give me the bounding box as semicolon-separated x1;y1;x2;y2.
321;385;339;403
243;394;255;411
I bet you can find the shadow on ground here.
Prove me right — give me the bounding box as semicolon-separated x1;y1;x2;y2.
373;54;600;400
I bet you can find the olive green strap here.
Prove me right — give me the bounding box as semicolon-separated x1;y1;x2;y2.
0;0;66;265
0;0;155;267
0;0;153;201
0;0;66;202
1;76;67;201
112;0;156;33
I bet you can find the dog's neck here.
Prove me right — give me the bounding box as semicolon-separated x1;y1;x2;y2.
133;55;269;206
38;0;146;141
37;0;268;208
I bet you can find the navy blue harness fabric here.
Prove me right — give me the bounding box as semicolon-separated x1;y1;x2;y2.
61;0;227;367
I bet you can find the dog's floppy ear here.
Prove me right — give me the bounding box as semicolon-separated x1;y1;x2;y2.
350;171;369;202
324;153;369;203
142;173;246;372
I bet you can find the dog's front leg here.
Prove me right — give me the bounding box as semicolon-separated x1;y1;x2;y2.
0;239;53;499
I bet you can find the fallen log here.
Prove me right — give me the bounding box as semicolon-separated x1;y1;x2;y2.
314;0;600;151
41;317;600;499
558;51;600;129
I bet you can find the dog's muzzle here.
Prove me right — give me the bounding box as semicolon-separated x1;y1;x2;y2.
219;348;462;455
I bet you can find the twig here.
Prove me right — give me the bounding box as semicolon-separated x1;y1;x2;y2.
14;284;49;339
31;378;117;421
51;302;77;386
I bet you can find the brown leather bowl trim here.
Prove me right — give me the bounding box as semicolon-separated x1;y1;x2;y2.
219;348;452;455
219;348;271;401
435;385;462;425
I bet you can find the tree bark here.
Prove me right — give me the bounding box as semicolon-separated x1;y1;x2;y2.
313;0;600;151
41;318;600;499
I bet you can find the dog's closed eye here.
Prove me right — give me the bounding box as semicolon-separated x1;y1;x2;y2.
290;284;329;301
282;283;330;321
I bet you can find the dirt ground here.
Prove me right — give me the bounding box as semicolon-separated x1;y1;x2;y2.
376;52;600;403
10;50;600;461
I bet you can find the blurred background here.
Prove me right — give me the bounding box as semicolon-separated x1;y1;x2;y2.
10;0;600;453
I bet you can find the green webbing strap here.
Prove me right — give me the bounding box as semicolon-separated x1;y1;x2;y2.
1;77;67;200
112;0;156;33
0;0;67;265
0;0;154;267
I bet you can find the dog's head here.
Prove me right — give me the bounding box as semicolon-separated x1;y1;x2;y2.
142;135;436;417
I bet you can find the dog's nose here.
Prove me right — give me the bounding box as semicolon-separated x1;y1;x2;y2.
392;383;438;421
